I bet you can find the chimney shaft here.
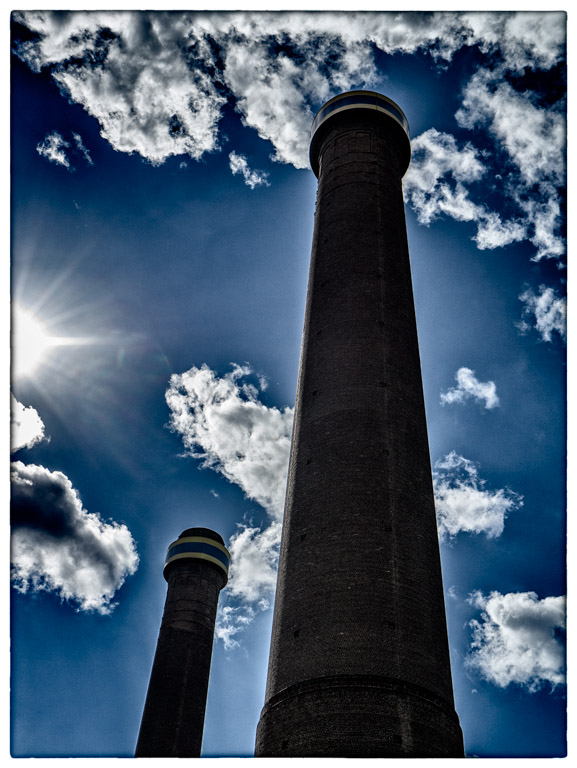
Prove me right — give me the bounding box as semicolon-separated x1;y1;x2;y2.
135;528;229;757
255;91;464;757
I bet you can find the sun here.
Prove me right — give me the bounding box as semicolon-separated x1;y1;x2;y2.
12;304;55;378
12;302;109;379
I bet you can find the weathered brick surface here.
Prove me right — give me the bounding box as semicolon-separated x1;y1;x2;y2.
255;105;464;757
135;531;227;757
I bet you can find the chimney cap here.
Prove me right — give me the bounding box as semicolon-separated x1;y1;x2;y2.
309;90;410;177
163;527;230;584
179;527;225;545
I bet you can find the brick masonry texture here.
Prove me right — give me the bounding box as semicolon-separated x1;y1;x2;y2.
255;105;464;757
135;531;227;757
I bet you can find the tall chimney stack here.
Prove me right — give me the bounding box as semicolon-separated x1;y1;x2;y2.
136;527;229;757
255;91;464;757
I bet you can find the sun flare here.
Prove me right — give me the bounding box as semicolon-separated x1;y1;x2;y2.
12;304;55;378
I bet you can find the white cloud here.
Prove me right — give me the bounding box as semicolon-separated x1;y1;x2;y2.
226;522;281;603
165;363;293;643
15;11;568;264
459;11;565;72
229;151;270;189
15;11;565;171
215;521;281;650
11;461;139;614
440;367;499;410
10;394;48;452
518;284;566;343
457;70;565;188
403;128;527;250
165;363;293;520
456;68;565;262
404;129;486;223
405;131;479;222
17;11;227;166
402;24;564;263
517;192;565;262
433;452;522;541
215;604;256;650
466;590;566;691
73;132;93;165
36;131;71;168
404;128;526;250
216;19;376;168
36;130;94;170
473;211;526;251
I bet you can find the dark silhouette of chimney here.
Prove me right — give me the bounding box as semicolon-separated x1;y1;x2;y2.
255;91;464;757
135;527;229;757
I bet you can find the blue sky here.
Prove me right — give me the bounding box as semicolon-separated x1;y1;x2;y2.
10;8;566;759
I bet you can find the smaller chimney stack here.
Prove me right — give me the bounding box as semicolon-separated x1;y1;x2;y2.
135;527;230;757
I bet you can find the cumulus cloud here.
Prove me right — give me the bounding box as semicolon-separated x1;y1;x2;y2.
456;71;565;189
403;128;526;250
459;11;565;72
165;363;293;519
215;18;376;168
456;68;565;262
404;85;565;258
229;151;270;189
518;284;566;343
472;211;527;251
215;521;281;650
440;367;499;409
226;522;281;603
36;129;94;170
16;11;227;166
166;363;293;642
404;129;486;223
433;452;522;540
36;131;71;168
15;11;567;267
11;394;48;452
14;11;565;171
11;461;139;614
215;604;256;650
467;590;566;691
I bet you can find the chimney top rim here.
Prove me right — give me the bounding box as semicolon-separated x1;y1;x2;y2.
309;90;411;177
